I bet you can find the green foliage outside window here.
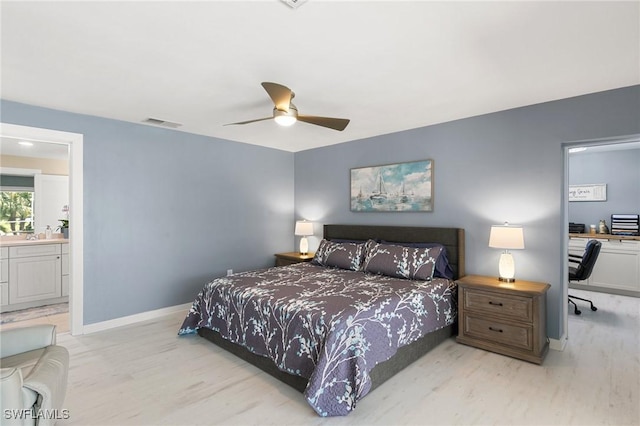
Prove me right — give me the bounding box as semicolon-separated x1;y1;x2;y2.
1;191;34;234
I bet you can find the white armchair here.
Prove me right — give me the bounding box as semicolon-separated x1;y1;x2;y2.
0;325;69;426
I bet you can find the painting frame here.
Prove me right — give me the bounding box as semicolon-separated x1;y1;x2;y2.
350;159;434;212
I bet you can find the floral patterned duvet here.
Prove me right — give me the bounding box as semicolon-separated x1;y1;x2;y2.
178;262;456;416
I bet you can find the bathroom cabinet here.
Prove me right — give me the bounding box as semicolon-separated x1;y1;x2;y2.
9;244;61;304
1;247;8;306
0;240;68;312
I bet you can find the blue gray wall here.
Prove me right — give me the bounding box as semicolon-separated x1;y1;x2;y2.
294;85;640;340
1;100;294;325
3;85;639;336
569;147;640;227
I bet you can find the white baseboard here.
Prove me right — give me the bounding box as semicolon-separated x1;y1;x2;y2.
549;334;567;351
81;302;191;335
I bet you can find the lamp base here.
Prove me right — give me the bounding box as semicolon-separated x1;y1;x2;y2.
299;236;309;256
498;252;516;283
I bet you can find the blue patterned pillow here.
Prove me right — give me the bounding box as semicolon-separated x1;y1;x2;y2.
362;241;442;280
312;239;368;271
381;241;454;279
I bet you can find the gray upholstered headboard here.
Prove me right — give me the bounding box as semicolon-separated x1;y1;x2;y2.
323;224;465;280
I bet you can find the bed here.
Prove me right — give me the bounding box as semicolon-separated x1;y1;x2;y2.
178;224;465;416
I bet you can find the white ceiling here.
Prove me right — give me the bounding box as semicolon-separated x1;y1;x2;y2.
1;1;638;153
0;136;69;160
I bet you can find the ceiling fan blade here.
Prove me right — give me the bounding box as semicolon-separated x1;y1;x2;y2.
261;82;292;112
223;117;272;126
297;115;350;131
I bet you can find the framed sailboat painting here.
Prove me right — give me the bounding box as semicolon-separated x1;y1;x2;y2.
350;159;433;212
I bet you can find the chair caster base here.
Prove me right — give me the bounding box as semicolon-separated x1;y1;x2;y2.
574;309;582;315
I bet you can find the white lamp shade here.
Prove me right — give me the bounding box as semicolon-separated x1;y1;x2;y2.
294;221;314;236
489;225;525;249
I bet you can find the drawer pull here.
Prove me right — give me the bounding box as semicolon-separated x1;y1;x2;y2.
488;301;503;306
488;326;504;333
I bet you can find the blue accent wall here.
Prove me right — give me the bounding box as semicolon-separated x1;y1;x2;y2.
1;100;294;325
294;85;640;340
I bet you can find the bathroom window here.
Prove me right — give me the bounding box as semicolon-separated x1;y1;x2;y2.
1;174;36;235
1;190;35;235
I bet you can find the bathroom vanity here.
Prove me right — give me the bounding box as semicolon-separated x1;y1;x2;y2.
0;238;69;312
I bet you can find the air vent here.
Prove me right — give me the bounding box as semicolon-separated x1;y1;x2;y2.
281;0;308;9
142;117;182;128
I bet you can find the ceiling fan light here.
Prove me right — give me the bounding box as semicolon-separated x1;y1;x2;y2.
273;106;298;127
274;115;297;126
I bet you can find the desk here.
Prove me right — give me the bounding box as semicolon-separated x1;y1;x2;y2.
569;236;640;297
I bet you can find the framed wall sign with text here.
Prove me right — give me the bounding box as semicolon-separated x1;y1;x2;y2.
569;184;607;202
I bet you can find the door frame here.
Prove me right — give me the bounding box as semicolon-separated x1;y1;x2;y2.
0;123;84;335
562;133;640;344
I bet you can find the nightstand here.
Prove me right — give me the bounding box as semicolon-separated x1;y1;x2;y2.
456;275;550;364
274;252;315;267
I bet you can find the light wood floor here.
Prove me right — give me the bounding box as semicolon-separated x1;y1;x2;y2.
43;289;639;425
0;312;69;333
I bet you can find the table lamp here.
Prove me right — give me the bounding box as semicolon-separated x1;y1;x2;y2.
489;223;525;282
295;220;314;255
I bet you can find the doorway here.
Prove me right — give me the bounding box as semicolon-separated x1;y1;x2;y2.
563;134;640;342
0;123;84;335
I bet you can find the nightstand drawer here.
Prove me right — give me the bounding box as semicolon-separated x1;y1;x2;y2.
463;314;533;351
276;257;301;267
456;275;550;364
464;289;532;322
274;252;314;267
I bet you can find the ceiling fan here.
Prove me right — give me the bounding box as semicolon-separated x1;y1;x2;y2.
224;82;350;131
